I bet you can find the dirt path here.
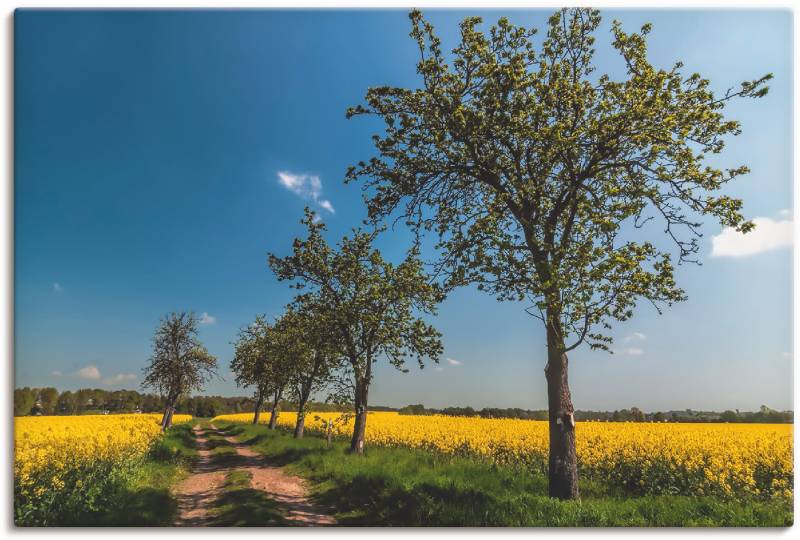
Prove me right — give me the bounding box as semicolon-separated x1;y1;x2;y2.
173;423;336;527
174;425;227;526
216;426;336;526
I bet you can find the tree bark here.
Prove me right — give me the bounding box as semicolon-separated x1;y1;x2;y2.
268;407;279;429
349;365;370;454
294;388;310;438
162;405;175;431
160;406;169;430
161;396;177;431
545;315;580;500
253;391;264;425
294;411;306;438
268;390;281;429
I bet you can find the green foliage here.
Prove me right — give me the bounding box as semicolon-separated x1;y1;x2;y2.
398;404;429;415
230;314;281;409
346;8;772;352
215;421;791;526
14;387;36;416
15;453;143;526
268;208;444;434
284;294;342;414
269;208;444;376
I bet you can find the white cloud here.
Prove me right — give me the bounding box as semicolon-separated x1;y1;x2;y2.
53;282;63;293
277;170;335;214
623;347;644;356
711;216;792;257
782;352;792;360
446;357;463;366
76;365;101;380
51;370;62;376
199;312;216;325
103;373;137;385
624;332;647;343
778;209;791;219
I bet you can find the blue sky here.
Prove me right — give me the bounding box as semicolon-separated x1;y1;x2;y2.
14;9;792;411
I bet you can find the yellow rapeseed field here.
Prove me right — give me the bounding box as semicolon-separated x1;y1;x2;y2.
214;411;793;499
14;413;192;519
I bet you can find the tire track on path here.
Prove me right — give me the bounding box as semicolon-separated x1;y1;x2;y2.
173;423;336;526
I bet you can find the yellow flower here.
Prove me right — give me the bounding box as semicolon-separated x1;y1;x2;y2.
214;411;793;499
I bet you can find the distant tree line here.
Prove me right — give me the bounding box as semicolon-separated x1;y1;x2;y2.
397;404;793;424
16;387;793;425
13;387;254;417
13;386;393;418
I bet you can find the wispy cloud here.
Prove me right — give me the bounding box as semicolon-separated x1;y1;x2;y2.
53;282;63;293
446;357;463;366
622;347;644;356
199;312;216;325
103;373;137;385
624;332;647;343
76;365;101;380
782;352;792;360
51;370;62;376
711;215;792;257
277;170;335;214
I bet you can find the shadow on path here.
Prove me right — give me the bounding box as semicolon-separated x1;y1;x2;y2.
173;423;336;527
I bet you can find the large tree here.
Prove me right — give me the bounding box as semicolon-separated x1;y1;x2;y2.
269;208;444;453
345;9;771;498
142;312;217;430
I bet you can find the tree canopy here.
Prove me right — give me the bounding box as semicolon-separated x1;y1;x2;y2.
230;314;274;420
141;311;217;428
346;8;772;352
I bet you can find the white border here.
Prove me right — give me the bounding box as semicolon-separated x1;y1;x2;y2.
1;2;796;539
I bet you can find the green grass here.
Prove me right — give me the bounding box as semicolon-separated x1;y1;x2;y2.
207;470;288;526
203;426;242;467
85;421;199;526
213;421;793;527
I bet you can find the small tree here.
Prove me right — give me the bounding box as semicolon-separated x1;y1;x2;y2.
269;208;444;453
231;315;273;424
259;306;325;430
345;9;770;497
141;312;217;430
14;388;36;416
285;296;341;438
56;390;76;414
39;388;59;415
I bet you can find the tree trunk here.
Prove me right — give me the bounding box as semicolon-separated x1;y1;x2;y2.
349;368;369;454
294;411;306;438
253;391;264;425
545;316;580;500
160;406;169;430
268;391;281;429
294;381;313;438
162;405;175;431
